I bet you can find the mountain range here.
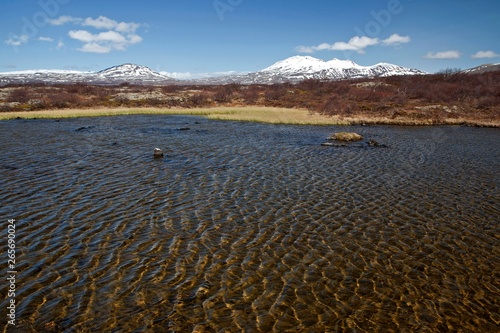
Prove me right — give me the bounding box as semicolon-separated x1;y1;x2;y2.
0;63;175;85
0;56;497;86
195;56;426;84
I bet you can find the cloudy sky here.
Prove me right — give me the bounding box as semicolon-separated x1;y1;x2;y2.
1;0;499;77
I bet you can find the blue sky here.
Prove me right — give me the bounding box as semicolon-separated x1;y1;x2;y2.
1;0;499;77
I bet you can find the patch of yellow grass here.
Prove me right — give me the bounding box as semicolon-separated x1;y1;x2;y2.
1;106;497;127
0;107;212;120
204;107;350;125
0;106;349;125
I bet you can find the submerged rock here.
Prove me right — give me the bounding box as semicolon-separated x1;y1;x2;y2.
153;148;164;157
321;138;388;148
367;140;388;148
75;126;95;132
321;142;348;147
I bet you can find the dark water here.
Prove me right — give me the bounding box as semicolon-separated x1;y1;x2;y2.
1;115;498;332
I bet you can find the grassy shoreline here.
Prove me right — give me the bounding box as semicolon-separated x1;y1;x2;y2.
0;106;498;127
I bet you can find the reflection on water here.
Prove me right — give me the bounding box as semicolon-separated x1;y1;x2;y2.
1;116;498;332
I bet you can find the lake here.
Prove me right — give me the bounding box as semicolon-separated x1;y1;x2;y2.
1;115;498;332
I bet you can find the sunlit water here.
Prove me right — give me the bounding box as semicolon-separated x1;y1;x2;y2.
1;115;498;332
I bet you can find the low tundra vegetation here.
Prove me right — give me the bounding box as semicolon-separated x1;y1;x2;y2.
1;71;498;126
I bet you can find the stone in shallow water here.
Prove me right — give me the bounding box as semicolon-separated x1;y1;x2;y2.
329;132;363;142
367;139;388;148
153;148;164;157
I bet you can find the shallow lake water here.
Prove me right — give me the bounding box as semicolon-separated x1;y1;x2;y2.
1;115;499;332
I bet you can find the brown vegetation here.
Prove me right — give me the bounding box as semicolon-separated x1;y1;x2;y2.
1;71;499;126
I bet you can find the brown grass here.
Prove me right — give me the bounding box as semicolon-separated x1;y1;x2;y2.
0;107;349;125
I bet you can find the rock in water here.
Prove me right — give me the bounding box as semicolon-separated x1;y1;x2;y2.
367;140;388;148
329;132;364;142
153;148;164;157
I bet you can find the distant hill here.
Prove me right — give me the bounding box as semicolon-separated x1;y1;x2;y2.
461;63;500;74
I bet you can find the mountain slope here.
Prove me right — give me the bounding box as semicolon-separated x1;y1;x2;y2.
461;63;500;74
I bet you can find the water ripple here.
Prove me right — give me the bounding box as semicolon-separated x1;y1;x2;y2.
1;117;498;332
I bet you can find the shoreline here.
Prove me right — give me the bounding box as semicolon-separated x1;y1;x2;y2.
0;106;498;127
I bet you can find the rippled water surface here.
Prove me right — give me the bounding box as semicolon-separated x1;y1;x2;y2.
1;115;499;332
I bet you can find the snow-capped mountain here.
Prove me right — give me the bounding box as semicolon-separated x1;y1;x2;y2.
258;56;427;81
196;56;427;84
262;56;359;74
0;64;175;85
96;64;171;82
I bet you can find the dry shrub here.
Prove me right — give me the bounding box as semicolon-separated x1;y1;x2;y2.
213;84;240;103
321;95;353;115
162;85;182;94
46;93;81;108
241;86;261;104
264;85;286;101
476;96;500;109
7;88;31;103
189;93;210;107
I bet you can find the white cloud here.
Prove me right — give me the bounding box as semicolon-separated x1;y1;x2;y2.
83;16;117;30
57;40;64;49
5;35;29;46
296;34;410;55
424;50;461;59
127;34;143;44
38;36;54;42
68;30;94;43
471;50;500;59
79;16;140;33
382;34;410;45
296;36;379;54
78;42;111;54
68;29;142;53
333;36;379;53
115;22;141;33
295;46;315;54
47;15;82;25
49;15;143;53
